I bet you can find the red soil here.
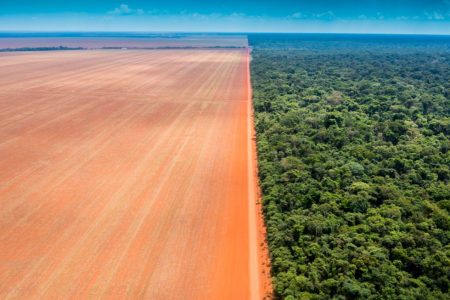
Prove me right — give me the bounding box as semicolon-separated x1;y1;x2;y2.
0;49;270;299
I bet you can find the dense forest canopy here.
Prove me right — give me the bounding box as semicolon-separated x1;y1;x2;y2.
250;33;450;53
249;34;450;299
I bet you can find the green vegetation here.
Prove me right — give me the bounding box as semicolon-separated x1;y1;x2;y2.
250;34;450;299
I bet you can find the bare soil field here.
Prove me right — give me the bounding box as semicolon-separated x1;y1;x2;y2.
0;49;268;299
0;35;248;50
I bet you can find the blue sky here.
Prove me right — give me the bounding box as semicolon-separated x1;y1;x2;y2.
1;1;450;34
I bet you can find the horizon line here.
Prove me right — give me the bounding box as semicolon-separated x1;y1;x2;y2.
1;30;450;37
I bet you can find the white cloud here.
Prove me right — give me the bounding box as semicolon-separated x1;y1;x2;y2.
291;12;305;19
425;11;445;20
314;11;335;20
376;12;385;20
108;4;144;16
176;11;248;21
289;11;335;20
229;12;246;18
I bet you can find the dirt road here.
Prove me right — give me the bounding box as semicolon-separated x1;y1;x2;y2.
0;49;269;299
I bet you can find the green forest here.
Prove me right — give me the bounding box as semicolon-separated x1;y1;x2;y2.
249;34;450;299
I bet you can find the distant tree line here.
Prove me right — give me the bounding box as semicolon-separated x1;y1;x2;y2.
0;46;84;52
249;35;450;299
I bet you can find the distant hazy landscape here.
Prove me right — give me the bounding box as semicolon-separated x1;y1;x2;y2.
0;32;248;50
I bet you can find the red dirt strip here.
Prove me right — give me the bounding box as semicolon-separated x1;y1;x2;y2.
247;49;273;300
0;49;271;299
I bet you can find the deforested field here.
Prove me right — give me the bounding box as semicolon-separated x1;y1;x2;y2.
0;49;267;299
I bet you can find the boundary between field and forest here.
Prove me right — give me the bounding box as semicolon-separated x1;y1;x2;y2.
247;46;274;300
